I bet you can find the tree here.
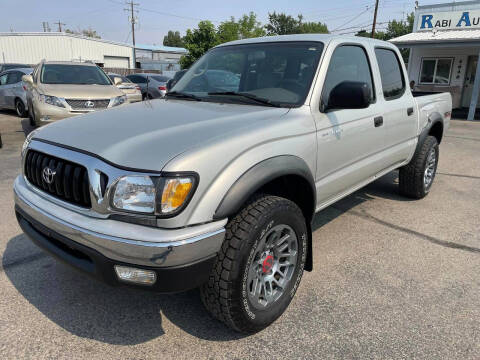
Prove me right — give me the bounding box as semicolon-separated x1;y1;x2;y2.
265;12;328;35
179;21;218;69
237;12;266;38
65;27;101;39
265;12;302;35
163;30;184;47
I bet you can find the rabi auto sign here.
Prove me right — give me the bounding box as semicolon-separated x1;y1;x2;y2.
417;11;480;31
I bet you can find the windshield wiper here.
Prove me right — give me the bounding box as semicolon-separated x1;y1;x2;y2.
207;91;282;107
165;91;202;101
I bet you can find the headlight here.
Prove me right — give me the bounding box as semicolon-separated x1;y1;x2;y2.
111;174;197;216
159;176;195;215
39;94;65;108
111;95;127;107
112;176;156;213
21;129;37;158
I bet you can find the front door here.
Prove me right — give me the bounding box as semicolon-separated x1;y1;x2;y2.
462;56;478;108
312;43;387;206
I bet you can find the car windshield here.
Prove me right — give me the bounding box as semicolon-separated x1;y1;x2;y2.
172;41;324;107
108;74;131;83
151;75;170;82
41;64;112;85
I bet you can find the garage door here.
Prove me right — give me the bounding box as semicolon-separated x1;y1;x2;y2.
104;56;130;68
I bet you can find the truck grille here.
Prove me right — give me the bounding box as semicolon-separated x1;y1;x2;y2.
24;150;91;208
65;99;110;110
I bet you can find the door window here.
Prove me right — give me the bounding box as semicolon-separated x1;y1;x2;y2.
6;71;22;84
0;74;7;86
375;48;406;100
321;45;374;110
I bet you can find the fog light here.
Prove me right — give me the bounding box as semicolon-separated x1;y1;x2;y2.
114;265;156;285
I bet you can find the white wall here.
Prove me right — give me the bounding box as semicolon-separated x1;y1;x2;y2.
408;46;474;108
0;33;134;68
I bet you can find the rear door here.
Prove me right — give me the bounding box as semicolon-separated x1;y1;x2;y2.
4;71;23;108
0;72;8;107
373;47;417;164
311;41;389;206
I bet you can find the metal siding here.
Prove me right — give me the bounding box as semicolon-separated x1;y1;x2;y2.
0;34;133;68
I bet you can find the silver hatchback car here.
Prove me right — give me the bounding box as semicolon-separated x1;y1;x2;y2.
0;67;32;117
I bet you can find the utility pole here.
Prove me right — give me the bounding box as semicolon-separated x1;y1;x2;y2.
54;20;66;32
371;0;379;38
124;1;139;68
42;22;51;32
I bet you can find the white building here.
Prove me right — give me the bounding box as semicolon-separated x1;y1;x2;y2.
0;32;187;72
390;1;480;120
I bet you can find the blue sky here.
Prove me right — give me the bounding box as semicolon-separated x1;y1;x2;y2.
1;0;456;45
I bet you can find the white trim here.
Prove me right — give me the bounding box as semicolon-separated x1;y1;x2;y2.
419;57;453;85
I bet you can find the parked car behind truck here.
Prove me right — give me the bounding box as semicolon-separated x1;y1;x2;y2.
0;67;32;117
23;61;127;126
126;73;170;99
14;35;451;333
107;73;142;103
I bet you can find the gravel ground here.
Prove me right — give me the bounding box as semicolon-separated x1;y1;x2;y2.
1;110;479;359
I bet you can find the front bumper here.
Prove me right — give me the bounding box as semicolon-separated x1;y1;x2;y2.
14;175;226;292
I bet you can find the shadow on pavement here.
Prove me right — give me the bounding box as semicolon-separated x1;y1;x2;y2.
2;234;245;344
3;172;405;344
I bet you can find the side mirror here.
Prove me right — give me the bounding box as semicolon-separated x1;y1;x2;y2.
325;81;372;111
113;77;123;86
22;74;33;84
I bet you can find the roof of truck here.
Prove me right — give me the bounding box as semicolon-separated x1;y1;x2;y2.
216;34;391;48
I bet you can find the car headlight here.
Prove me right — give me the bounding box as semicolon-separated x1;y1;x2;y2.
21;129;37;158
111;95;127;107
112;176;156;213
39;94;65;108
111;174;197;216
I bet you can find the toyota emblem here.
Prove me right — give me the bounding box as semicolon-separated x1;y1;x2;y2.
42;167;56;184
85;100;95;108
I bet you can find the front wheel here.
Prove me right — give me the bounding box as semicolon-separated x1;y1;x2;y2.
200;195;308;333
399;135;439;199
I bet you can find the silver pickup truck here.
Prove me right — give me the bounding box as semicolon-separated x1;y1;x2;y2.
14;34;452;333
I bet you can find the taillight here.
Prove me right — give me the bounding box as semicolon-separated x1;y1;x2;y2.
136;86;141;90
159;86;166;91
23;85;27;91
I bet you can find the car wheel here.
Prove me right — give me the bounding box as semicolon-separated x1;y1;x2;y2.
399;135;439;199
15;99;27;118
200;195;308;333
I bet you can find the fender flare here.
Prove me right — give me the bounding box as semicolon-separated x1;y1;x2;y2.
418;112;443;147
213;155;316;220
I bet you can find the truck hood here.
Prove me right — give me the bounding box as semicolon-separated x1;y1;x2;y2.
38;84;123;99
34;99;289;171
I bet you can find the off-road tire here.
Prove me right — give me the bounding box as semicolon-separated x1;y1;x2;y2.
399;135;439;199
200;195;308;333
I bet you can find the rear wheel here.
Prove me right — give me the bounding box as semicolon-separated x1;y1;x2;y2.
399;135;439;199
200;195;308;333
15;99;27;118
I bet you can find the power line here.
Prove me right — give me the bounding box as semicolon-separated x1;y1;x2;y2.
331;5;374;32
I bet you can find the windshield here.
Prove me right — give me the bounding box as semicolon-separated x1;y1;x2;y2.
41;64;112;85
108;74;131;83
172;41;323;107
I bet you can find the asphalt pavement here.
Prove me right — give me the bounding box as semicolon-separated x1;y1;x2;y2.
1;110;479;359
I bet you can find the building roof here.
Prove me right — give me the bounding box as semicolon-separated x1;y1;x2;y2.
0;32;187;53
135;44;187;53
390;29;480;47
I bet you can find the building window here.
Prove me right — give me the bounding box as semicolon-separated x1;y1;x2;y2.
419;58;453;85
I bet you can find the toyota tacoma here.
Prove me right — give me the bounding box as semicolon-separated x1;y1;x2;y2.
14;34;452;333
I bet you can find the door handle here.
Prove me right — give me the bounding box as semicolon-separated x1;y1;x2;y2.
374;116;383;127
407;107;414;116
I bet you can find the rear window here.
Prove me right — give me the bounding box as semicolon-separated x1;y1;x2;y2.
41;64;112;85
374;48;405;100
152;75;170;82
